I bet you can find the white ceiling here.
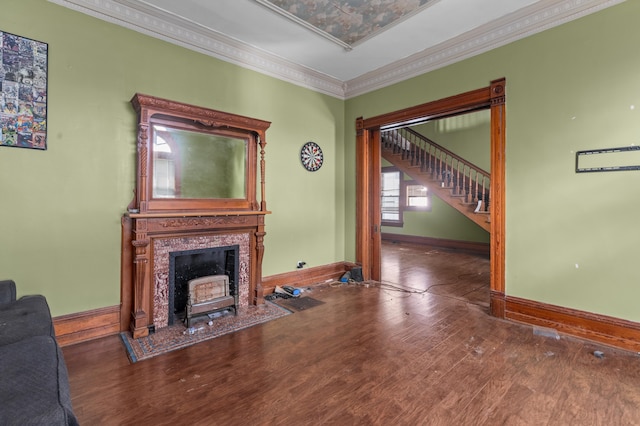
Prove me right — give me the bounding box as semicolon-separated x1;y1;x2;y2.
49;0;623;98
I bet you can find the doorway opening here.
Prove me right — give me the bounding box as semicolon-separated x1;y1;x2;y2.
355;79;506;317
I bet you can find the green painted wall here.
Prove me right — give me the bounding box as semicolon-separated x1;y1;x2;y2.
0;0;345;316
382;198;490;243
3;0;640;325
380;159;490;243
346;1;640;321
413;109;491;172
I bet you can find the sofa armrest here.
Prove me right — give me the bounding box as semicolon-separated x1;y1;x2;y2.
0;279;17;304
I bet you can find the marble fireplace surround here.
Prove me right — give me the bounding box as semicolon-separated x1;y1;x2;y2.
153;233;250;329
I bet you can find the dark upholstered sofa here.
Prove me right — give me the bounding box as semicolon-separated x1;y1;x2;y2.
0;279;79;425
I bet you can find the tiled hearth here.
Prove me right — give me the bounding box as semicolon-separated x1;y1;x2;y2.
152;233;250;329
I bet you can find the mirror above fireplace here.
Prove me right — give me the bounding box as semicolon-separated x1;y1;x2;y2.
130;93;271;213
151;124;248;200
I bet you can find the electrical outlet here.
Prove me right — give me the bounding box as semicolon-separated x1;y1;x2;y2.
297;261;306;269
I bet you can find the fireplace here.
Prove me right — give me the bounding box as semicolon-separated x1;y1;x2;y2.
122;94;271;338
168;245;239;326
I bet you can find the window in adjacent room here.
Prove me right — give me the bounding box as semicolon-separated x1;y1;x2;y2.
405;182;430;210
381;167;431;227
381;168;401;226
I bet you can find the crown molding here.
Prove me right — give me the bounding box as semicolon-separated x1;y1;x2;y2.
47;0;346;98
345;0;626;98
48;0;624;100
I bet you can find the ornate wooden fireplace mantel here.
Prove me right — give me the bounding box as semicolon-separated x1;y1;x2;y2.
121;94;271;338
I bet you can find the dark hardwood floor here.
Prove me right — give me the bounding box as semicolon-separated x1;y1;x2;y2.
63;242;640;425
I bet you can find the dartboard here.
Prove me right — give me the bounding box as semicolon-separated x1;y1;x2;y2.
300;141;323;171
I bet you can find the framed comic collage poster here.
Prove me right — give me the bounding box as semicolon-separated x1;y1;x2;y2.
0;31;48;150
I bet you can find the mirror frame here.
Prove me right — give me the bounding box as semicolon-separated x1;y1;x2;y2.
131;94;271;213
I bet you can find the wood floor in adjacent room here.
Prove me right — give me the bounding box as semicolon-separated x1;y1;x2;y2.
63;242;640;425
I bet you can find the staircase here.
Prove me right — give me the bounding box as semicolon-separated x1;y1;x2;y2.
381;128;491;233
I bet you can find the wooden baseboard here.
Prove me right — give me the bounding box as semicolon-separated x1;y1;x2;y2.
506;296;640;352
54;262;357;346
381;233;490;256
262;261;357;293
52;273;640;354
53;305;120;347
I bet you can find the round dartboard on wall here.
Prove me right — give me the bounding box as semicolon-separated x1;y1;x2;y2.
300;141;324;172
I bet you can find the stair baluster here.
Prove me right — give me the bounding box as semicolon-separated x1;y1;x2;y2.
461;165;468;201
418;135;426;172
481;176;487;212
474;171;480;204
410;132;417;167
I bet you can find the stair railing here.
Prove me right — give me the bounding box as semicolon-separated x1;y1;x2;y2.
381;128;490;213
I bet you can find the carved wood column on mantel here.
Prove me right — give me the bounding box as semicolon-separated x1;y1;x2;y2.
254;215;266;305
130;219;150;338
258;130;268;212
